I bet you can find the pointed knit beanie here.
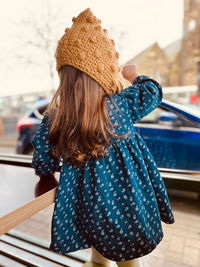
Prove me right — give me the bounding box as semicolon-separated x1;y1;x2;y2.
55;8;124;95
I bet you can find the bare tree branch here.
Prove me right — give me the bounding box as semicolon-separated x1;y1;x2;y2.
13;1;68;91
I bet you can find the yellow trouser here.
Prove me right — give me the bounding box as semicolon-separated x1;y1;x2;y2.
91;245;142;267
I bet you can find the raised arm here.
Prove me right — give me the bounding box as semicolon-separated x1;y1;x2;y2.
119;65;163;124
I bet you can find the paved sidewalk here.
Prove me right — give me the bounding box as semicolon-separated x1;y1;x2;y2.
13;191;200;267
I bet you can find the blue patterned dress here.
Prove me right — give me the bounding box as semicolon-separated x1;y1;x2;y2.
32;75;175;262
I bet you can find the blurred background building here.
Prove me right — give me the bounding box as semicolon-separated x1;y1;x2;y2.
0;0;200;115
126;0;200;104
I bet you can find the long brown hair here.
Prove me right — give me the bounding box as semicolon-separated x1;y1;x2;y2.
46;65;129;166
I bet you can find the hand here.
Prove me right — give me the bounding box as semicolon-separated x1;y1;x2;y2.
121;64;138;83
34;173;59;197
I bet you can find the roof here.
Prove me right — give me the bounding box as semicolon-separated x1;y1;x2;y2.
125;39;182;66
125;42;168;66
164;39;182;62
125;43;155;65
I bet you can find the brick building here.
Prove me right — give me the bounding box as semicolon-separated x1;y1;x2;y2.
126;0;200;89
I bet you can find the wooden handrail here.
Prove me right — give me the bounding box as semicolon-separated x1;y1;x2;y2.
0;187;57;236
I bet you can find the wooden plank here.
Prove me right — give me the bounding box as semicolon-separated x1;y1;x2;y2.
0;254;26;267
0;187;57;236
6;229;91;264
0;234;84;266
0;241;64;267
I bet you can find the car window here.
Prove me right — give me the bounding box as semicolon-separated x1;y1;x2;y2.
135;105;200;171
138;107;197;128
138;107;164;123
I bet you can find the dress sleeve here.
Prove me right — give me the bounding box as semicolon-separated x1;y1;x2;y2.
117;75;163;124
31;114;61;176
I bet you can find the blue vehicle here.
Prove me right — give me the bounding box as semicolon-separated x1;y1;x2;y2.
135;100;200;171
16;99;200;171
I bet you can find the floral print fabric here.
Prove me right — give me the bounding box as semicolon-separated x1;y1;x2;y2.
32;75;175;261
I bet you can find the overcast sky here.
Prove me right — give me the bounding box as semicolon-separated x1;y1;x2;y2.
0;0;184;96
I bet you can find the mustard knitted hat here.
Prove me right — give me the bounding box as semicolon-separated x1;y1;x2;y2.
55;8;124;95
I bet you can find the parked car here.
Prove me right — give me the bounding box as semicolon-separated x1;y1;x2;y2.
135;100;200;171
16;99;50;154
16;99;200;171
